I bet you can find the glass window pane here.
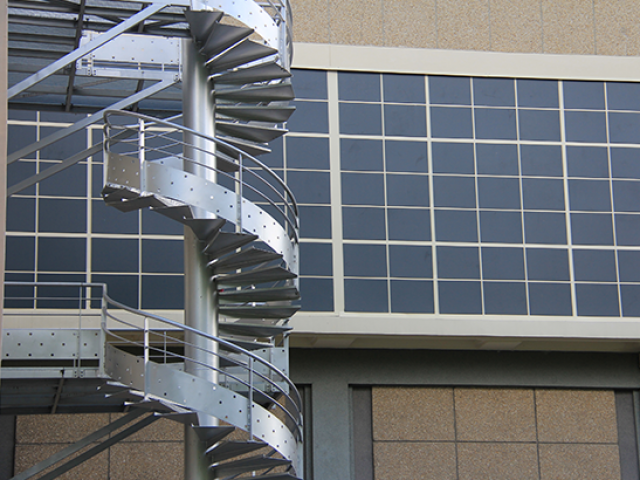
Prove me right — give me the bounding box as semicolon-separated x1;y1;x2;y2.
476;143;519;176
141;275;183;309
563;81;605;110
484;282;527;315
342;207;386;240
611;147;640;179
142;239;183;273
432;142;475;174
383;73;425;103
299;278;334;311
341;172;384;206
7;197;35;232
38;237;86;272
618;250;640;282
292;69;327;99
522;178;565;210
92;274;138;310
429;76;471;105
40;128;86;161
39;163;87;197
299;205;332;239
524;212;567;244
526;248;570;281
479;211;523;243
612;181;640;212
435;210;478;242
518;110;561;141
433;176;476;208
39;199;87;233
339;103;382;135
565;111;607;143
92;200;138;234
389;245;433;278
529;283;572;316
517;79;559;108
142;208;184;235
8;125;36;159
568;180;612;212
573;249;617;282
430;107;473;139
384;105;427;137
477;177;521;209
386;174;430;207
473;78;515;107
390;280;434;313
482;247;525;280
474;108;517;140
6;236;35;271
92;238;138;273
8;160;36;195
437;246;480;279
345;279;388;312
567;147;609;178
387;208;431;241
621;285;640;317
300;243;333;276
385;141;428;173
289;171;331;204
343;244;387;277
607;82;640;111
615;214;640;246
290;99;330;132
439;281;482;314
609;112;640;144
341;139;383;171
570;213;614;245
338;72;380;102
520;144;563;177
576;284;619;316
288;137;330;170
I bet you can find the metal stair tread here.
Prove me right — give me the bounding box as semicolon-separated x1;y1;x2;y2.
216;121;287;144
106;194;167;212
219;305;300;319
204;232;258;258
209;454;290;477
219;286;299;303
205;440;267;462
218;322;292;338
206;39;277;73
215;83;295;103
184;10;223;44
212;61;291;85
200;23;253;59
216;105;296;123
191;425;236;445
215;265;296;286
209;247;283;272
151;204;194;222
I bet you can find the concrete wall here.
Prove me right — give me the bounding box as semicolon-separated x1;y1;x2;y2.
291;0;640;56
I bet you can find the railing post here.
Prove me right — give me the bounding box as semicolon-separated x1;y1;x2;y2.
76;285;83;377
237;154;243;232
138;118;145;189
144;316;150;399
248;356;254;438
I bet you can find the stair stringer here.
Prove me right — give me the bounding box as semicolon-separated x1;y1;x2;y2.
104;344;302;472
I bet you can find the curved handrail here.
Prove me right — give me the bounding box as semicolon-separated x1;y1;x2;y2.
103;110;300;242
102;292;303;437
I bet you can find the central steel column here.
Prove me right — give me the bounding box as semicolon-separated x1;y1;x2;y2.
182;37;218;480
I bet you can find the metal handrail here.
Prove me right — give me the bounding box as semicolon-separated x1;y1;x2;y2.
3;281;303;440
103;110;300;241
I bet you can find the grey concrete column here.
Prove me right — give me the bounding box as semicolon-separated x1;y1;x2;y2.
182;37;218;480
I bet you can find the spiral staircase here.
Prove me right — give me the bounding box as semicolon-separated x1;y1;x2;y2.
3;1;303;479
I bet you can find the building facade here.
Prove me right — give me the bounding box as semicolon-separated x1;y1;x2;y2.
4;1;640;479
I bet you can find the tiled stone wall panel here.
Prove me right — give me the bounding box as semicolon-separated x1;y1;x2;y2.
14;444;108;480
536;389;618;443
436;0;491;51
372;387;454;441
490;0;543;53
110;414;184;443
457;443;539;480
541;0;596;54
382;0;437;49
16;414;109;444
539;444;621;480
110;442;183;480
454;388;537;442
291;0;330;43
329;0;384;46
594;0;640;56
373;442;456;480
